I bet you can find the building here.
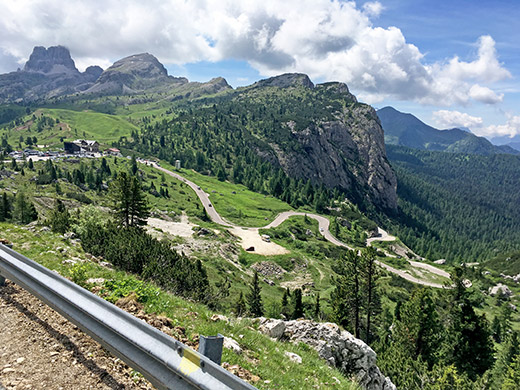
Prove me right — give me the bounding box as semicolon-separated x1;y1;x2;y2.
64;142;81;154
64;139;99;154
105;147;121;156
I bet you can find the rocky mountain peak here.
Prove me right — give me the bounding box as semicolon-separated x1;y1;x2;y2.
317;81;353;96
23;46;78;74
253;73;314;89
84;65;103;80
105;53;168;78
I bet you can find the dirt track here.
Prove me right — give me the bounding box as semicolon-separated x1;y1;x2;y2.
148;162;450;288
0;281;153;390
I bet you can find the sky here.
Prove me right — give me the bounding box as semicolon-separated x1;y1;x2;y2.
1;0;519;143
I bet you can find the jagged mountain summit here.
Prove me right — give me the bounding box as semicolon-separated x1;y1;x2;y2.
85;53;187;95
0;46;232;102
23;45;78;74
0;46;102;102
377;106;519;155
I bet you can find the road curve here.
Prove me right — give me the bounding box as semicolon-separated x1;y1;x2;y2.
146;162;449;288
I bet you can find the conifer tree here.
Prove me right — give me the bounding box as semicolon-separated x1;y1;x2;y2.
247;271;263;317
292;288;304;319
0;192;11;221
235;291;246;317
109;171;149;227
49;199;70;234
281;288;290;318
331;249;364;338
13;191;37;224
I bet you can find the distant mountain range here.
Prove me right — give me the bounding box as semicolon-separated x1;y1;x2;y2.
0;46;231;103
377;106;519;155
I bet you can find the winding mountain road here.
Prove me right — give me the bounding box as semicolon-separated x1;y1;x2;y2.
148;162;449;288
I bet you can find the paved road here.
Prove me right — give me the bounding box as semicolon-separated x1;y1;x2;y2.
146;162;450;288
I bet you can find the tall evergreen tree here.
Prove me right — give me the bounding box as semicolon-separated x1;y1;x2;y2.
109;171;149;227
0;192;11;221
247;271;263;317
331;249;364;338
292;288;304;319
48;199;70;234
13;191;37;224
362;247;380;344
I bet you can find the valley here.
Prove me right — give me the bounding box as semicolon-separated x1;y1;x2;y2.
1;45;520;390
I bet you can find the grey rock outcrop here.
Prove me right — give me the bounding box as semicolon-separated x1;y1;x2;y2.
269;82;397;209
24;45;78;74
253;73;314;89
258;318;395;390
489;283;513;297
85;53;186;95
0;46;102;103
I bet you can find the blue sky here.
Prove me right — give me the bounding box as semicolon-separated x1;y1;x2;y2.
1;0;519;142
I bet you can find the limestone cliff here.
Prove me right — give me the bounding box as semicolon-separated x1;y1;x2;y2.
237;76;397;210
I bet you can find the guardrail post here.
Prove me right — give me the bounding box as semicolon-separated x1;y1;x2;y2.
198;334;224;365
0;274;5;286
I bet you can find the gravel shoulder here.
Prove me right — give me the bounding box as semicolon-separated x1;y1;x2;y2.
0;281;154;390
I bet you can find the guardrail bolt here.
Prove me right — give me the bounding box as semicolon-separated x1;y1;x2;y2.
0;275;5;286
198;334;224;365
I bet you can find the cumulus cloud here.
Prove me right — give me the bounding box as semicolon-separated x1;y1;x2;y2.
433;110;484;129
468;84;503;104
479;115;520;138
363;2;384;17
433;110;520;138
0;0;512;108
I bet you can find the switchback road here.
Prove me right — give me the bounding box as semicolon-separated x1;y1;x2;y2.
149;162;449;288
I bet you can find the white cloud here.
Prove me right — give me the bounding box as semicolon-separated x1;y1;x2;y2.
433;110;520;138
363;2;384;18
433;110;483;129
478;115;520;138
468;84;503;104
0;0;512;108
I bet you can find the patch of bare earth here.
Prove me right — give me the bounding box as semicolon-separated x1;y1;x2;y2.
0;281;154;390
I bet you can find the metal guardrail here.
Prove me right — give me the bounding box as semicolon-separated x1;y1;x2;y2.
0;244;257;390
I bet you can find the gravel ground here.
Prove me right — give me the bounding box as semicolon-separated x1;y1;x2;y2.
0;281;154;390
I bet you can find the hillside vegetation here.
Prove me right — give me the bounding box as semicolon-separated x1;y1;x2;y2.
385;145;520;262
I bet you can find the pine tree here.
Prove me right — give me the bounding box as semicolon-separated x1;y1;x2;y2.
314;294;321;320
13;191;38;224
48;199;70;234
331;249;364;338
292;288;304;319
109;171;150;228
0;192;10;221
247;271;263;317
281;288;291;318
362;247;380;344
235;291;246;317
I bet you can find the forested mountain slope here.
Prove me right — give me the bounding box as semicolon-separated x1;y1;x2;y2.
117;74;397;210
378;106;519;156
384;145;520;262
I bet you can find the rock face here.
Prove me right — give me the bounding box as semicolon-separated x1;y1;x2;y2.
283;102;397;210
24;46;78;74
258;318;395;390
253;73;314;89
245;77;397;210
0;46;102;103
86;53;186;95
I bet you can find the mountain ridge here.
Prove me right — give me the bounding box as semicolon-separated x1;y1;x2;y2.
377;106;519;156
